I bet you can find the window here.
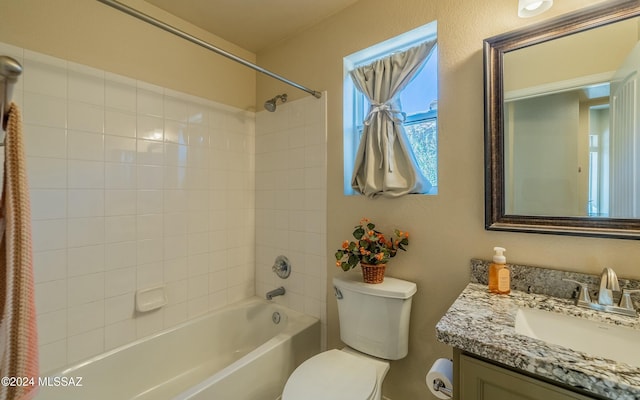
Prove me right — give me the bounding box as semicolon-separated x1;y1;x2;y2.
343;22;438;195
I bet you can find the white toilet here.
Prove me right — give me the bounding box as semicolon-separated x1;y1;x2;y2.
282;274;417;400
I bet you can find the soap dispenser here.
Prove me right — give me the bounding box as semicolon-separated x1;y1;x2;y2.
488;247;510;294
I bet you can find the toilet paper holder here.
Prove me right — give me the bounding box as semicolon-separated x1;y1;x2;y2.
427;357;453;399
433;378;452;398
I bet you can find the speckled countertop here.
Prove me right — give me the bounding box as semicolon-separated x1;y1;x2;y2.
436;260;640;400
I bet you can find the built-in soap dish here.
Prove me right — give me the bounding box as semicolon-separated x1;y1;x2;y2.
135;285;167;312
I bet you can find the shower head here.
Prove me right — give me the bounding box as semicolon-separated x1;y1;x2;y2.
264;93;287;112
264;99;277;112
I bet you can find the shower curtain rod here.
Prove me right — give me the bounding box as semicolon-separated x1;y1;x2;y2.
96;0;322;99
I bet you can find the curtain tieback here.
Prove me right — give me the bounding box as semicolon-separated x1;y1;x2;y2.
363;102;406;126
363;102;403;172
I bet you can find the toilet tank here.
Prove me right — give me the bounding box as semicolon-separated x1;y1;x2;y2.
333;274;417;360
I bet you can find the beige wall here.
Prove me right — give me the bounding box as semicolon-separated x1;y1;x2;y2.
256;0;640;399
0;0;256;110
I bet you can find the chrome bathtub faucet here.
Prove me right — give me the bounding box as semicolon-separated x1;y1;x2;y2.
563;267;638;317
266;287;285;300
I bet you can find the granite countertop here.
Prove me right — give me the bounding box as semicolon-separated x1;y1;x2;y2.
436;260;640;400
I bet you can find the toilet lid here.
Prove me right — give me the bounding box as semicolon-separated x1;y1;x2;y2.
282;349;377;400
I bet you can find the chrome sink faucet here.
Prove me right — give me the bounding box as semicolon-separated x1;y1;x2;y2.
597;267;620;306
563;267;638;317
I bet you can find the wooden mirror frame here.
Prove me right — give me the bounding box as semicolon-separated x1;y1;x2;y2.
484;0;640;239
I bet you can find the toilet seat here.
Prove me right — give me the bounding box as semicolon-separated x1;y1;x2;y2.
282;349;378;400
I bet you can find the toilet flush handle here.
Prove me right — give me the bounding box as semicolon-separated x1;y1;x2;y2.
334;286;343;299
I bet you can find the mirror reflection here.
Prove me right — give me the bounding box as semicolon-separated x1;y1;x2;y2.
503;16;640;218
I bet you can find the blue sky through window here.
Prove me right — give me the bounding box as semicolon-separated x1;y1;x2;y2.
400;45;438;115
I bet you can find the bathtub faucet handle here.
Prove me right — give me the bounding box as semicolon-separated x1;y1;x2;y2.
272;255;291;279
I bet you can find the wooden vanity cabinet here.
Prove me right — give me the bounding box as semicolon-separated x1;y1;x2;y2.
453;349;597;400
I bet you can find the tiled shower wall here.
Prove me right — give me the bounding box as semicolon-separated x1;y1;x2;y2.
1;42;256;373
255;96;328;349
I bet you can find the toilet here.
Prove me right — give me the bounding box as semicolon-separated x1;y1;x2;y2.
282;274;417;400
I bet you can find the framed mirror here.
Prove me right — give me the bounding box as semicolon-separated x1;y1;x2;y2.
484;0;640;239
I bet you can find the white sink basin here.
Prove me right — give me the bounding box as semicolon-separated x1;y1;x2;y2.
515;307;640;368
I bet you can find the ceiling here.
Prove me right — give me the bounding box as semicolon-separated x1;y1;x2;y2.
145;0;359;53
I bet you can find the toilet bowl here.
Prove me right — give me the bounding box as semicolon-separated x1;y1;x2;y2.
282;274;417;400
282;348;389;400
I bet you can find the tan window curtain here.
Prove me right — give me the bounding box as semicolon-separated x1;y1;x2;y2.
350;40;437;198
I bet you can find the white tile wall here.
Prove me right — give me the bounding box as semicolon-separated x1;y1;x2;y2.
255;95;328;350
0;42;256;374
2;40;327;373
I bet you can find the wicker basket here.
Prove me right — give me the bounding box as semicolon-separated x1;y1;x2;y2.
361;263;386;284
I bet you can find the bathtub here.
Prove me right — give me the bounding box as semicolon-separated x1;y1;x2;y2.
36;297;320;400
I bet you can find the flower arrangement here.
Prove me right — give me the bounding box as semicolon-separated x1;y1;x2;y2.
335;218;410;271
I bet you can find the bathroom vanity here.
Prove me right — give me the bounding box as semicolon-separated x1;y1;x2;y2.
436;260;640;400
456;351;592;400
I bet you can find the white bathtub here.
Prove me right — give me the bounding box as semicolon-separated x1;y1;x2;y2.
36;298;320;400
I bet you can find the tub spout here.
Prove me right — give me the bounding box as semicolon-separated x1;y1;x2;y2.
266;286;285;300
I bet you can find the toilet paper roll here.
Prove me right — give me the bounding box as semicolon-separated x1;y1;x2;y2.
426;358;453;399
